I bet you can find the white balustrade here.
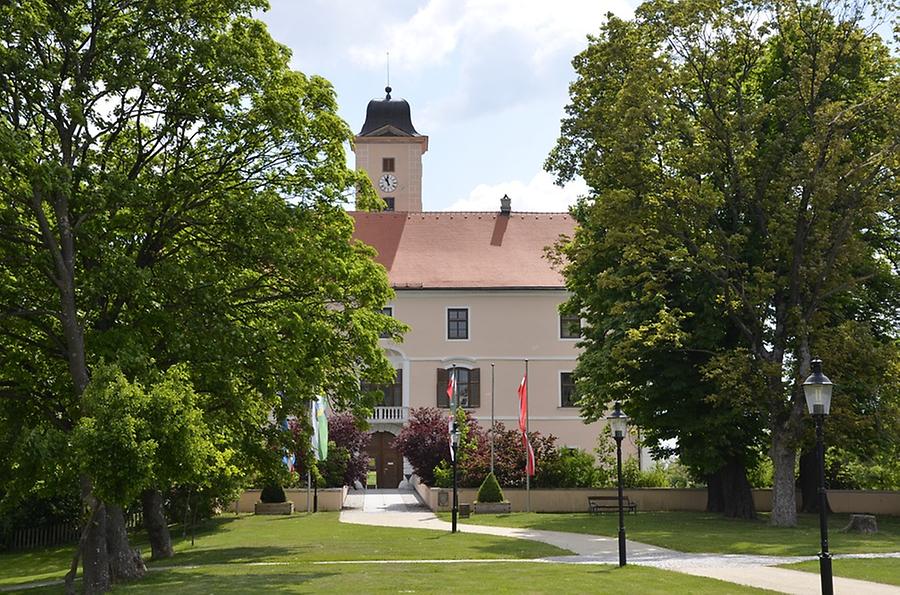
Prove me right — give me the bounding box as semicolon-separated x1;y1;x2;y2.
369;406;408;422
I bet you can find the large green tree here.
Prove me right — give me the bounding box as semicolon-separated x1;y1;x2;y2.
549;0;899;526
0;1;398;591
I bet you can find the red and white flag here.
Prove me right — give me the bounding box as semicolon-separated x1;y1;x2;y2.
517;374;527;433
522;434;535;476
517;373;536;476
447;368;457;409
448;415;456;462
448;369;458;461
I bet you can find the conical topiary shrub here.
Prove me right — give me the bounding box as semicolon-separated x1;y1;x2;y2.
260;484;286;503
476;472;505;503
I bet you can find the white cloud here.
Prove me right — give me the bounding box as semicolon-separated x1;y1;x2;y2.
446;171;588;212
348;0;630;72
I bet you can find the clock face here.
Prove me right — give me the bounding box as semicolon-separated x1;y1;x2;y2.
378;173;398;192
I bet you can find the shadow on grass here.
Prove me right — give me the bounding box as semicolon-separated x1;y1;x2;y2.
457;511;900;556
412;528;572;558
152;545;301;567
42;569;342;594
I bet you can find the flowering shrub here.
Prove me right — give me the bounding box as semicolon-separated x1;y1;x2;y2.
397;409;600;489
327;412;371;487
292;411;370;487
393;408;481;485
459;421;557;488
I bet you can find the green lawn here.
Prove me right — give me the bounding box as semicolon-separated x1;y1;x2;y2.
0;513;776;594
103;561;771;594
779;558;900;587
446;511;900;556
0;513;562;589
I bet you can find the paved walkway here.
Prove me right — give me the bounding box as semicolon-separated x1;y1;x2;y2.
340;489;900;595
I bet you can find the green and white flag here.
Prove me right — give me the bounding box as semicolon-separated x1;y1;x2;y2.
311;396;329;460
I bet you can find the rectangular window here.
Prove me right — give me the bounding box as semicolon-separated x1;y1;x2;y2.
436;367;480;408
362;369;402;407
447;308;469;340
379;306;393;338
560;372;578;407
382;157;395;172
560;314;582;339
383;197;395;212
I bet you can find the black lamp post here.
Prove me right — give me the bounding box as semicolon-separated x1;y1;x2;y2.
607;401;628;567
451;421;460;534
803;358;834;595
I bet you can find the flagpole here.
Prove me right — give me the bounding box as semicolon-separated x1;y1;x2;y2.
450;365;458;533
525;359;530;513
490;362;495;475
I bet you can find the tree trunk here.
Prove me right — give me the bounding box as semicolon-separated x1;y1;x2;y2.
81;497;111;594
142;488;174;560
105;504;146;582
770;431;798;526
720;459;756;519
706;470;725;513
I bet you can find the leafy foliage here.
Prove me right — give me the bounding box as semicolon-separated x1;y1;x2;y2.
548;0;900;524
260;485;286;504
316;444;351;489
0;0;400;580
73;364;221;505
539;448;602;489
323;412;372;488
392;408;467;485
476;472;505;503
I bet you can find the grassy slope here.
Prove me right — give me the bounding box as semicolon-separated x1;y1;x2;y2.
447;511;900;556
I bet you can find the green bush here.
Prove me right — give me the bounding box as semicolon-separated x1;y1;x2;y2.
621;459;669;488
537;447;599;488
746;457;774;488
260;484;286;503
476;472;505;503
317;443;351;488
433;461;452;488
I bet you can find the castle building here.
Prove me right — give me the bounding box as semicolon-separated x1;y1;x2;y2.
350;88;633;488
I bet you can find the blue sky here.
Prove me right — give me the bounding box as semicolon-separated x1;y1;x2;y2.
258;2;897;213
258;0;636;212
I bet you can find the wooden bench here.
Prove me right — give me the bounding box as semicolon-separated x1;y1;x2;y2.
588;496;636;514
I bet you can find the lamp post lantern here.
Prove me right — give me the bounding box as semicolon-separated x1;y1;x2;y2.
451;421;460;534
607;401;628;567
803;358;834;595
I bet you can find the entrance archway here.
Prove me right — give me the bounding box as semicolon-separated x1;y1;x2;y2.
367;431;403;489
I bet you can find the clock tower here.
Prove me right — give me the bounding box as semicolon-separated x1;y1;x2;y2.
353;87;428;212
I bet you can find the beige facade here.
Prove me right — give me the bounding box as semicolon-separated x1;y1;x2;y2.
349;89;639;488
354;136;427;213
371;289;639;471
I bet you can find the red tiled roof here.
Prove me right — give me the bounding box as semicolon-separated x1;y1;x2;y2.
350;211;575;289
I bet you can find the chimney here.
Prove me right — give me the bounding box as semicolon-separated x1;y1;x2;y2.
500;194;511;216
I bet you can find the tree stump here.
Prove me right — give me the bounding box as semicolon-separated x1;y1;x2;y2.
843;513;877;534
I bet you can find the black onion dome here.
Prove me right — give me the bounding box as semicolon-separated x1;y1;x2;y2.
358;86;421;136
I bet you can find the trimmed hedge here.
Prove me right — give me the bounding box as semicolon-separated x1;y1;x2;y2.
476;472;505;503
260;484;286;503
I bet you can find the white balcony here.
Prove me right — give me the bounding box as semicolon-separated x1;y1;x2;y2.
369;406;408;423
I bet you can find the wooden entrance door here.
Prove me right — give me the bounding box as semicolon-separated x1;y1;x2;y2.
368;431;402;489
